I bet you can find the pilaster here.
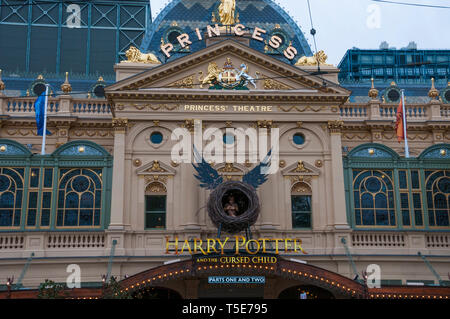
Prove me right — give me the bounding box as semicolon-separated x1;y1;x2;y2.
109;118;129;231
327;121;350;230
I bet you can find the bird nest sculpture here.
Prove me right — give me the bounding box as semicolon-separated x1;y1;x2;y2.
207;181;260;234
193;148;271;234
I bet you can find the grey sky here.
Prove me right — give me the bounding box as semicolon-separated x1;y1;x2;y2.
149;0;450;65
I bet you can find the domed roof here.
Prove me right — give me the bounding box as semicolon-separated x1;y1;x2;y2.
141;0;312;64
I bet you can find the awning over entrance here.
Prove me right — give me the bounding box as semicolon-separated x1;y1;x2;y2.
119;255;366;299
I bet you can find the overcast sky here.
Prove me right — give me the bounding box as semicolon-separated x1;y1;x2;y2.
149;0;450;65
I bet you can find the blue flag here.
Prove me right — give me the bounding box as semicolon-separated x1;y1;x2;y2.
34;92;51;136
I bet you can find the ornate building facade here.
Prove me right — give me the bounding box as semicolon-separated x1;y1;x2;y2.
0;0;449;299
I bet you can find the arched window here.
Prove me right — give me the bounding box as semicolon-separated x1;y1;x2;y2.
0;168;24;228
145;182;166;229
353;170;396;226
425;171;450;227
291;182;312;229
56;168;103;228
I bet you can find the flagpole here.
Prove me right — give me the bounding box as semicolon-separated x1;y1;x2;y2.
41;84;49;155
401;89;409;158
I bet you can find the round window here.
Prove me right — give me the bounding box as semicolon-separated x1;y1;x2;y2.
72;176;90;192
387;88;400;102
365;177;382;193
150;132;163;144
93;85;105;98
293;133;305;145
168;31;182;45
223;133;235;145
33;83;46;96
444;89;450;103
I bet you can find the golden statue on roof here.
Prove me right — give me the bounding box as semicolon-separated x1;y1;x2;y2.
218;0;236;25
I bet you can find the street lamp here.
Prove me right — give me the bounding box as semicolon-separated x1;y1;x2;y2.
6;277;14;299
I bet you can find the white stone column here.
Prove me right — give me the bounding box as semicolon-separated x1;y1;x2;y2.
108;118;128;231
259;175;277;230
328;121;350;230
181;163;200;230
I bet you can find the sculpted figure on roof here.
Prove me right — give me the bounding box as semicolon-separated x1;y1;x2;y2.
219;0;236;25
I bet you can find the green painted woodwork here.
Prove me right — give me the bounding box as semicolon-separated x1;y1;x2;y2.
343;143;450;231
0;140;112;232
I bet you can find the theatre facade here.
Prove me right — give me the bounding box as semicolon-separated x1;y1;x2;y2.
0;0;449;299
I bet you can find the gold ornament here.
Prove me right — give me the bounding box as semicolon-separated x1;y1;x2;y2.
169;75;195;88
133;159;142;167
148;160;165;172
218;0;236;25
294;161;308;172
368;78;378;99
200;62;221;88
60;72;72;94
124;46;161;64
428;78;439;99
295;50;332;66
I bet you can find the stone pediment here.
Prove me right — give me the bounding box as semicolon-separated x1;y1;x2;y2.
281;160;320;177
136;160;176;176
106;40;350;99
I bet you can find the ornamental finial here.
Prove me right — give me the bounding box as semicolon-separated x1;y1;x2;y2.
60;71;72;94
428;77;439;99
368;77;378;99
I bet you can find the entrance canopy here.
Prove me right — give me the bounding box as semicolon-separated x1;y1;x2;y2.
119;256;365;299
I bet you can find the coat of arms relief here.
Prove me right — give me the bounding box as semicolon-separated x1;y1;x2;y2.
199;58;258;90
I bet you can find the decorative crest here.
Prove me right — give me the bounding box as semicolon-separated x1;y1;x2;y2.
192;147;272;190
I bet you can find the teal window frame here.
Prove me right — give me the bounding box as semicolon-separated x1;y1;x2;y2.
0;139;113;232
343;143;450;231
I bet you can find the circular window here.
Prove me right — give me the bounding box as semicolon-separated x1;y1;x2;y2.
93;85;105;98
168;30;182;45
150;132;163;144
386;88;400;102
72;176;90;193
293;133;305;145
365;177;382;193
444;90;450;103
33;83;46;96
223;133;235;145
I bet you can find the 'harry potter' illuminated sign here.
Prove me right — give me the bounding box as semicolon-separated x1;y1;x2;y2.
161;24;299;60
165;236;308;255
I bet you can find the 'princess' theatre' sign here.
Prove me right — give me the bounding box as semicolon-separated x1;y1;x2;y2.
161;23;300;61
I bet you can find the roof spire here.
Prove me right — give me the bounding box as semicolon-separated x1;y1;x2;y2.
428;77;439;100
61;72;72;94
368;78;378;99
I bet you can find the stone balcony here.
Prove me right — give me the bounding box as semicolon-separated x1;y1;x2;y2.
0;95;448;124
339;99;449;123
0;230;448;259
0;95;112;120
